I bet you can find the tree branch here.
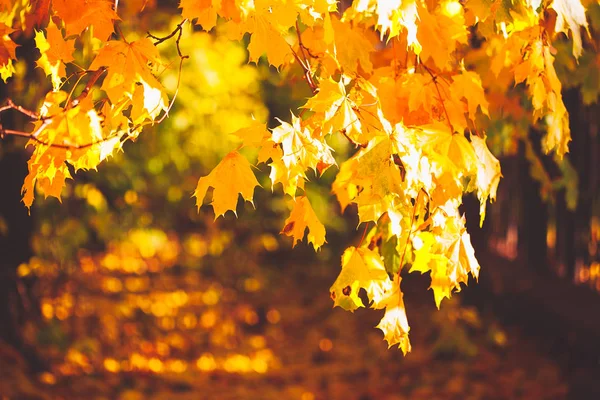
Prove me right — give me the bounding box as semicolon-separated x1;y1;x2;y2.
0;124;122;151
0;99;40;120
69;67;107;108
148;19;189;59
291;22;318;94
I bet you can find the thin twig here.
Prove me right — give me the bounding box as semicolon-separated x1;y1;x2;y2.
290;46;318;93
148;19;190;59
1;126;121;150
420;63;454;134
291;22;318;94
0;99;40;120
296;20;319;59
148;19;188;46
296;21;311;64
143;20;190;126
153;56;185;125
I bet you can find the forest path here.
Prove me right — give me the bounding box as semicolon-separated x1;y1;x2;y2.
0;246;571;400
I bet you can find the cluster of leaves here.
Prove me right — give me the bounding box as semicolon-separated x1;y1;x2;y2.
0;0;596;353
1;0;169;209
27;26;269;263
187;0;591;353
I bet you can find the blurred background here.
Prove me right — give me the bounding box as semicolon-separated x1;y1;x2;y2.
0;2;599;400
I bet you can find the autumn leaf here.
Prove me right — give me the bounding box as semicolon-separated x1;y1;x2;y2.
332;136;405;224
281;196;326;251
417;4;468;71
0;22;16;81
52;0;118;40
330;15;374;75
450;70;490;120
409;231;452;308
194;151;260;219
410;212;480;309
35;20;75;90
232;119;270;148
330;246;393;312
376;275;411;354
550;0;588;58
269;113;335;196
417;126;478;176
180;0;219;31
371;0;420;53
89;37;168;120
471;135;501;225
303;77;362;140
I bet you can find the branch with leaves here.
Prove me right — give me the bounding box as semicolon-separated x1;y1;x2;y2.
0;0;593;353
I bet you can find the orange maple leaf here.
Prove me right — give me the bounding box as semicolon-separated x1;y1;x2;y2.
193;151;260;219
52;0;119;40
281;196;326;251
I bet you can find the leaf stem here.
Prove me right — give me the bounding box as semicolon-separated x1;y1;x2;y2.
398;190;423;279
358;222;370;247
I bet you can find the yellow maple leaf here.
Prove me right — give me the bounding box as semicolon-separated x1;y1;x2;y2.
303;77;362;139
464;0;493;23
417;4;468;71
471;135;501;226
246;17;292;68
376;274;411;354
269;113;335;195
180;0;218;31
193;151;260;219
377;0;420;53
540;45;571;157
417;126;478;176
232;119;270;148
303;77;348;121
409;231;452;308
281;195;326;251
221;0;296;68
330;246;393;311
443;230;480;293
257;139;283;165
268;158;306;197
411;210;480;309
513;35;571;157
331;15;374;75
550;0;589;59
331;157;358;213
35;20;75;90
332;136;405;223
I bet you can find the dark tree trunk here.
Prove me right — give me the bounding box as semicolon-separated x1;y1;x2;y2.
0;149;33;346
517;139;549;275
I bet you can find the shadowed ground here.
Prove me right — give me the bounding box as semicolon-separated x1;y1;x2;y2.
0;238;575;400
